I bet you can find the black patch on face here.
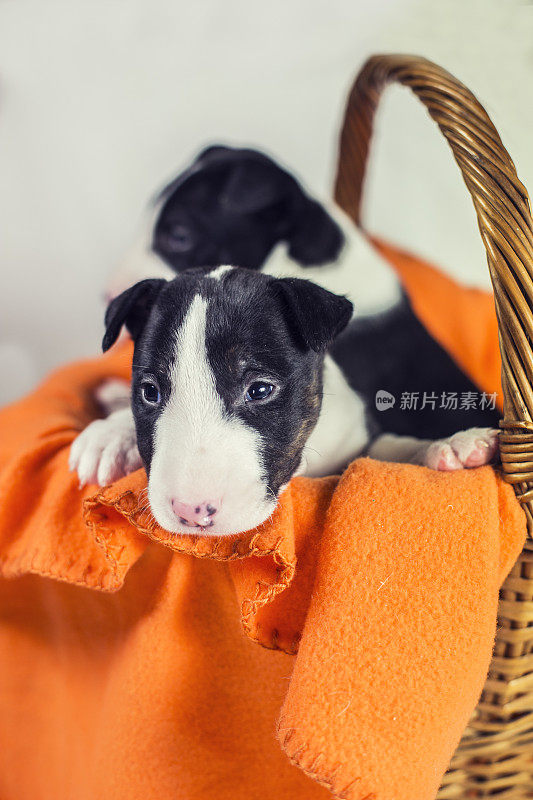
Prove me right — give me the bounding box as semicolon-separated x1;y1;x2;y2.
129;276;203;472
330;293;501;439
202;271;326;493
103;269;352;498
152;145;344;273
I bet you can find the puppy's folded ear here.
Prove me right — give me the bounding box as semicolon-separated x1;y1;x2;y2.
102;279;166;352
287;198;344;266
274;277;353;353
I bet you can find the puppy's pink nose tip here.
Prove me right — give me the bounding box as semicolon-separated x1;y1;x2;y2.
171;499;218;528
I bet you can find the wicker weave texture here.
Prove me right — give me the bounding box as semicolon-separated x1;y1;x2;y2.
334;55;533;799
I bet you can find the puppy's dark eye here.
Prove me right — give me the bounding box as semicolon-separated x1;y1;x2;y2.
141;381;161;406
166;225;194;252
245;381;275;403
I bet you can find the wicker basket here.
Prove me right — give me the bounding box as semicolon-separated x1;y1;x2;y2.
334;55;533;799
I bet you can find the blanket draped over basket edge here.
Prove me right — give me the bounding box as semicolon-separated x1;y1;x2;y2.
0;242;525;800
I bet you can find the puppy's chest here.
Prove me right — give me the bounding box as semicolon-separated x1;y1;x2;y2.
302;356;371;477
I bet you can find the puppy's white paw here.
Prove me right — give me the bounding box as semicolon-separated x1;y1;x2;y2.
69;408;141;487
94;379;131;415
424;427;499;471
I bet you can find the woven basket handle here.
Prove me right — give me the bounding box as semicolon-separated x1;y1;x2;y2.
334;54;533;532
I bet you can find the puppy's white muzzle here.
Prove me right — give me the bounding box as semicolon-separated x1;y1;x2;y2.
147;427;276;537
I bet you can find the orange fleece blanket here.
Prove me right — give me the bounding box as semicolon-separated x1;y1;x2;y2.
0;244;526;800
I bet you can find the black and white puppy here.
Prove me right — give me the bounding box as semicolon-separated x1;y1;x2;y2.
70;266;498;537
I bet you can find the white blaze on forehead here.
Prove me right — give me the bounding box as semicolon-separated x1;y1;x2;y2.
148;292;274;536
208;265;234;281
168;294;219;429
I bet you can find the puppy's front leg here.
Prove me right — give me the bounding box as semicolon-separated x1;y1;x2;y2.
69;407;141;487
368;428;499;470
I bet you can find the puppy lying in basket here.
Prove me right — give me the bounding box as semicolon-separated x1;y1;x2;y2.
70;147;499;536
70;264;498;537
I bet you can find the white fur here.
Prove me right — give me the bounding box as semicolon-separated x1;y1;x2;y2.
69;407;142;487
261;204;402;317
301;356;370;477
368;428;498;470
208;265;233;281
147;294;276;536
94;378;131;414
423;427;499;470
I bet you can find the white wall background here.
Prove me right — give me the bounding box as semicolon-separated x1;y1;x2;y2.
1;0;532;405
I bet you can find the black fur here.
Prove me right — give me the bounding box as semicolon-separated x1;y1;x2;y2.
152;145;344;272
104;269;352;493
275;277;353;352
331;293;500;439
103;278;167;352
